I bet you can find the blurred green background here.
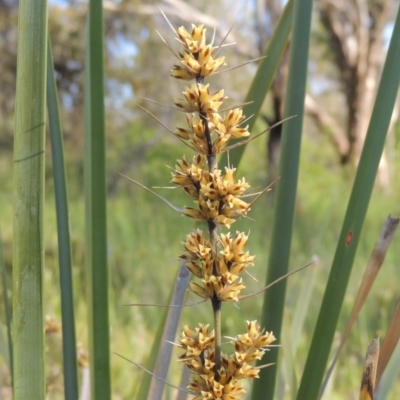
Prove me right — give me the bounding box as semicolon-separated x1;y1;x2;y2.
1;0;399;398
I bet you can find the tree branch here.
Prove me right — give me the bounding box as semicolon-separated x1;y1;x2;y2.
305;94;350;161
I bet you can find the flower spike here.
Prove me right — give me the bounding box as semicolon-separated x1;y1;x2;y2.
148;18;278;399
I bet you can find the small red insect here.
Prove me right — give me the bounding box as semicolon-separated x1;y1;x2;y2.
345;230;353;246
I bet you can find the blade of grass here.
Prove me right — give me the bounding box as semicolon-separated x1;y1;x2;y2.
46;36;79;400
278;260;318;399
135;309;168;400
376;297;400;385
147;262;190;400
136;262;190;399
177;365;191;400
0;324;9;366
219;0;294;170
296;7;400;399
375;340;400;400
13;0;48;398
251;0;313;398
0;233;12;385
280;311;298;400
80;366;91;400
84;1;111;398
290;260;317;351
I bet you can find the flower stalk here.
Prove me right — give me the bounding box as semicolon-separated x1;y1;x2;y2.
166;22;276;399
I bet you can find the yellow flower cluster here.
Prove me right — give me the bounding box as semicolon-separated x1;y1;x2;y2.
171;24;226;80
177;321;276;400
172;24;249;156
172;155;250;227
168;23;275;400
180;229;255;302
174;85;249;155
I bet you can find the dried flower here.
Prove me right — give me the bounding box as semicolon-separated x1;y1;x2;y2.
171;24;226;81
177;321;275;399
164;21;276;399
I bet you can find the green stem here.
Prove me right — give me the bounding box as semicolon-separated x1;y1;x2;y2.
84;1;111;397
13;0;48;398
46;37;79;400
251;0;312;398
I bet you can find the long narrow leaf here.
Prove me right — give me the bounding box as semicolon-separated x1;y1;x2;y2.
147;262;190;400
0;233;12;383
12;0;48;398
220;0;294;170
376;297;400;385
251;0;313;399
279;311;298;400
375;340;400;400
84;1;111;398
136;305;169;399
296;6;400;400
46;37;79;400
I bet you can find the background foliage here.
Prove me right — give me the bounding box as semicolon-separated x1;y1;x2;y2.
1;0;400;399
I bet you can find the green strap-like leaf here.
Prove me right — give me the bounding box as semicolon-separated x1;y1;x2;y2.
84;1;111;398
137;262;190;399
251;0;313;398
296;6;400;400
13;0;48;398
47;37;79;400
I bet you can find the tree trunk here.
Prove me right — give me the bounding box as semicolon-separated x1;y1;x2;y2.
314;0;393;186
